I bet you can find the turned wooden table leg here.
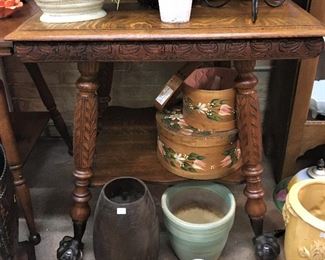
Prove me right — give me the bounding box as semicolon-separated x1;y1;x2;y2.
71;62;99;244
24;63;73;154
0;82;40;245
234;60;266;237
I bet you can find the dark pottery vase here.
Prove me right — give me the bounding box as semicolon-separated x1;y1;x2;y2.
93;177;159;260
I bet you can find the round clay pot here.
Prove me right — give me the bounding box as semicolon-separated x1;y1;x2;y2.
182;67;237;132
156;108;241;180
161;182;235;260
93;177;159;260
283;179;325;260
34;0;106;23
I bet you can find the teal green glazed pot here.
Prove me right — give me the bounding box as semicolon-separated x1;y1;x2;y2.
161;181;235;260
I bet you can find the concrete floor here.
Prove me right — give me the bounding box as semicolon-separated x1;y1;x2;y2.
19;137;285;259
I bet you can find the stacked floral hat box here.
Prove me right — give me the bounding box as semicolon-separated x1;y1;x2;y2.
155;64;242;180
154;64;241;259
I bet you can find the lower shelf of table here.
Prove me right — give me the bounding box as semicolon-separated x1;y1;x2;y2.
91;107;244;186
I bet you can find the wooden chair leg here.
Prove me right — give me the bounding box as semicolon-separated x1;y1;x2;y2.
24;63;73;154
0;81;40;245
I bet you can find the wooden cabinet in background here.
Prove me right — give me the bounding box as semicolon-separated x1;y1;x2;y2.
264;0;325;182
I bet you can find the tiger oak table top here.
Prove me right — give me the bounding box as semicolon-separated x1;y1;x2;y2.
5;0;325;41
4;0;325;63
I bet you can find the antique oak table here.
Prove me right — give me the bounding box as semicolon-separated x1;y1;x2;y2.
6;0;325;256
0;0;73;246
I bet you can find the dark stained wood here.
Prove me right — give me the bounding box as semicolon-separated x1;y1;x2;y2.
92;107;244;186
24;63;73;154
0;0;39;55
5;0;325;252
5;1;325;42
70;62;99;243
15;241;36;260
234;60;266;236
265;0;325;181
0;1;73;155
281;58;319;178
0;81;41;245
12;37;324;63
10;112;49;164
98;62;114;119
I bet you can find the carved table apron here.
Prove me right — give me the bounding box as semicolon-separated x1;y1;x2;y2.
5;0;325;257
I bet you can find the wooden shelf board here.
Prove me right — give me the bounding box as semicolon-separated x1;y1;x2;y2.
92;107;244;186
10;112;50;164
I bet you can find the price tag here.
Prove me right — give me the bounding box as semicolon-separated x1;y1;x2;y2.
117;208;126;215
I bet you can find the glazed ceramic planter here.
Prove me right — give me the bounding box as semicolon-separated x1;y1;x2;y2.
161;182;236;260
34;0;106;23
283;179;325;260
158;0;193;23
93;177;159;260
183;67;237;132
156;108;241;180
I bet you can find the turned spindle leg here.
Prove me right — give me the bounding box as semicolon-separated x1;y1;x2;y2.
24;63;73;154
58;62;99;260
0;82;40;245
234;60;266;237
71;62;99;243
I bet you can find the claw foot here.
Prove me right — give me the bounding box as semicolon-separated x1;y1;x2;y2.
254;231;284;260
57;236;83;260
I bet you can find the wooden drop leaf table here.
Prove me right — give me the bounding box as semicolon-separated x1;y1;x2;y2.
5;0;325;257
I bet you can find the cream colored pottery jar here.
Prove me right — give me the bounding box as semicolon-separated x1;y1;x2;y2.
35;0;106;23
283;179;325;260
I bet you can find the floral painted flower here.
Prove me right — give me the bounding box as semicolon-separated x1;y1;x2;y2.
220;155;232;168
177;118;188;127
173;153;186;166
196;103;209;114
218;104;233;116
192;160;206;171
158;140;206;173
180;128;194;136
161;109;212;136
157;139;165;156
184;97;232;122
236;147;241;159
168;113;184;121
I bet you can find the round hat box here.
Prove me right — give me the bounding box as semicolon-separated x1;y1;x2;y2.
156;108;241;180
182;67;237;132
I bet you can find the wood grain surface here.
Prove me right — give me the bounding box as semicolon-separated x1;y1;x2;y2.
5;0;325;42
92;106;244;185
0;0;39;55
